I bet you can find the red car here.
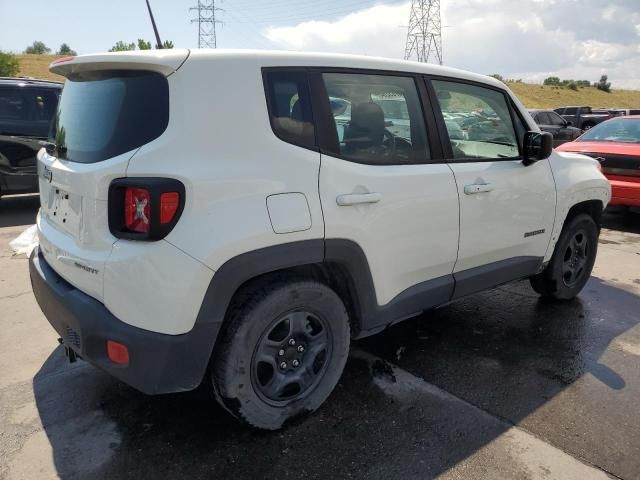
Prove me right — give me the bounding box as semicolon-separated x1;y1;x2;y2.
556;115;640;207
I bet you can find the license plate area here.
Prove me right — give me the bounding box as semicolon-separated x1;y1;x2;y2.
46;187;82;237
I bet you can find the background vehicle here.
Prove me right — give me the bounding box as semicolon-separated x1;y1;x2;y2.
554;106;610;130
30;50;610;431
528;109;582;147
615;108;640;116
557;116;640;207
0;77;61;198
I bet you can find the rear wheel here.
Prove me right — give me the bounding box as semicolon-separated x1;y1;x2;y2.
212;278;350;430
530;213;598;300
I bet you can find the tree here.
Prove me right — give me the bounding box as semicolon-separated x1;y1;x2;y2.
137;39;152;50
0;51;20;76
596;74;611;93
567;81;578;91
57;43;77;56
543;76;561;86
488;74;504;82
25;41;51;54
162;40;174;49
109;41;136;52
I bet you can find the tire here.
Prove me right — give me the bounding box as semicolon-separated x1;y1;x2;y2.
212;278;350;430
530;213;598;300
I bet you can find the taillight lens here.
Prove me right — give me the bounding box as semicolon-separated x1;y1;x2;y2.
109;178;185;241
160;192;180;224
125;187;151;233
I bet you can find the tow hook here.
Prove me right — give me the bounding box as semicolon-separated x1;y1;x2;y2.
58;337;78;363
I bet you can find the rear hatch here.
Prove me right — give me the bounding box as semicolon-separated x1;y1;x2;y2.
37;50;188;301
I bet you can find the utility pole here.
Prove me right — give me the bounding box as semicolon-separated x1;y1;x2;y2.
404;0;443;65
190;0;223;48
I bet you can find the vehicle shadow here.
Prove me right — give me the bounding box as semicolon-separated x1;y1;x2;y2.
602;206;640;234
32;276;640;479
0;194;40;228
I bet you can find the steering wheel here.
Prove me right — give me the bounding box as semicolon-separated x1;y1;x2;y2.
383;128;397;155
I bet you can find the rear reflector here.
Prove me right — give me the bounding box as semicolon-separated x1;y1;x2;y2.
106;341;129;365
160;192;180;224
124;187;151;233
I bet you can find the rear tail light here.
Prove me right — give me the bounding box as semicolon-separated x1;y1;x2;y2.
109;178;185;241
125;188;151;233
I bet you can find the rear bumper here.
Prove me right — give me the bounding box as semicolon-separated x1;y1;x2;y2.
608;176;640;207
29;247;220;394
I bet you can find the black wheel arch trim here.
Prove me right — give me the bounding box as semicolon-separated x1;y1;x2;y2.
196;238;543;342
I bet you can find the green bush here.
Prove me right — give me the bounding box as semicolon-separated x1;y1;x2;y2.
0;51;20;77
25;41;51;54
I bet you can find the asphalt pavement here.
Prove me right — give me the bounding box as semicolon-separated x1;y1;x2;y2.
1;194;639;480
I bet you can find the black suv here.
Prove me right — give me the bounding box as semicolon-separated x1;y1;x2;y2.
529;109;582;147
0;77;62;198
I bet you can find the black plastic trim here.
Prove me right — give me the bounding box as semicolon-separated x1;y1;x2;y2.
108;177;185;241
30;248;219;394
452;256;543;299
324;239;454;336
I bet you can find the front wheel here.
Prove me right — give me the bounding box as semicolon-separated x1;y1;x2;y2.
212;279;350;430
530;213;599;300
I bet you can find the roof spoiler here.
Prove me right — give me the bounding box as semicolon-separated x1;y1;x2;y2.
49;49;190;78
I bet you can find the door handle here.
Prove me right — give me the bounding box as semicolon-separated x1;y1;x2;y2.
336;192;382;206
464;183;494;195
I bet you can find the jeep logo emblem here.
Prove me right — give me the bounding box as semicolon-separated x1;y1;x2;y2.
43;166;53;183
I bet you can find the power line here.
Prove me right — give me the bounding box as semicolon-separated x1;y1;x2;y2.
190;0;224;48
404;0;442;65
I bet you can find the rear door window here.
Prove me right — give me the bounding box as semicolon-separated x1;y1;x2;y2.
320;72;430;165
52;70;169;163
263;70;316;150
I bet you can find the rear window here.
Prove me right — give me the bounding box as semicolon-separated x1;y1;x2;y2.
52;70;169;163
263;70;316;150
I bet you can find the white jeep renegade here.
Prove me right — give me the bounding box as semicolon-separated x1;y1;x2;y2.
30;49;610;430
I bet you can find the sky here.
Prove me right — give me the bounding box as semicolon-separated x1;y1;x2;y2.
1;0;639;88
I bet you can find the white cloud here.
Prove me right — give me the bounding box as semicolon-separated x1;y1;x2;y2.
263;0;640;88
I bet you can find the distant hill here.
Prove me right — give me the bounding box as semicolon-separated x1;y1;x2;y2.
17;54;65;82
506;82;640;109
15;54;640;109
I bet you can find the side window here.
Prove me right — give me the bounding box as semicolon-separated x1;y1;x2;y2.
321;73;430;165
264;70;316;150
537;112;551;125
432;80;520;160
0;87;27;122
27;89;59;137
548;112;565;126
564;107;578;115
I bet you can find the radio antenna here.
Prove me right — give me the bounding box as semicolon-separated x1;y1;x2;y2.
145;0;164;49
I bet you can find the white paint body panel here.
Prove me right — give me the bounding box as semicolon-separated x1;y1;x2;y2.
320;155;460;305
449;159;557;272
544;151;611;261
104;240;213;335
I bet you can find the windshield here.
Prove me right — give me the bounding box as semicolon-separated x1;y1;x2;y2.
578;118;640;143
50;70;169;163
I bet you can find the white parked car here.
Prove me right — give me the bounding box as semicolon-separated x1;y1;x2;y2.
30;50;610;430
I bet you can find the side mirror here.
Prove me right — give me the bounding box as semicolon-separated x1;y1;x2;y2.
523;131;553;165
565;120;572;126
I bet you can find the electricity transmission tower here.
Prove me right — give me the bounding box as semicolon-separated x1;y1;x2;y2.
404;0;443;65
190;0;223;48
